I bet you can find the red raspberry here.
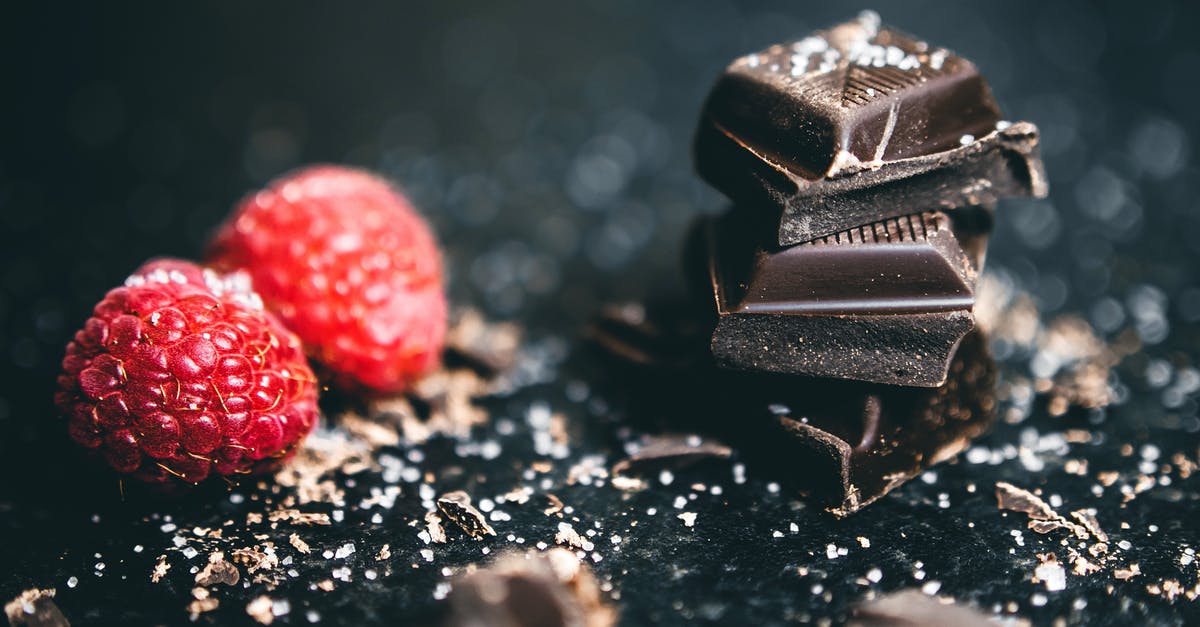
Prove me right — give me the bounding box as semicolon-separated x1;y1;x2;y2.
55;259;319;485
207;165;446;394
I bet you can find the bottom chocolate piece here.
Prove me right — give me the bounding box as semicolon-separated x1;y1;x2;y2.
589;307;996;516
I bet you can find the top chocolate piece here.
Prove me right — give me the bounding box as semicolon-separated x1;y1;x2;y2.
701;11;1002;181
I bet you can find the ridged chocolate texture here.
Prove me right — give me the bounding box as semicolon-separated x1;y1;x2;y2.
694;11;1048;245
707;210;977;386
701;11;1001;181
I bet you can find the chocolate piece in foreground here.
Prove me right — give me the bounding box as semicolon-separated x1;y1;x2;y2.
588;308;996;516
707;210;977;386
694;10;1047;245
444;549;617;627
849;589;1014;627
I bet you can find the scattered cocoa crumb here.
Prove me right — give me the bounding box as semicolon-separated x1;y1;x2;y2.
610;474;647;491
425;510;448;544
1115;564;1142;581
377;544;391;561
1070;510;1108;543
1123;475;1156;503
316;580;335;592
232;546;280;574
1097;471;1120;487
437;491;497;539
555;523;594;552
267;509;331;526
501;486;533;504
543;494;564;517
445;307;522;373
530;461;553;474
151;555;171;583
995;482;1089;539
246;595;275;625
288;534;311;554
186;591;219;619
195;552;240;586
339;413;401;448
5;588;68;627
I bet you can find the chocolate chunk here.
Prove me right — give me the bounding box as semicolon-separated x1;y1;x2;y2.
444;549;617;627
850;590;1009;627
706;210;977;386
694;11;1047;244
588;306;997;516
437;491;497;539
755;330;995;515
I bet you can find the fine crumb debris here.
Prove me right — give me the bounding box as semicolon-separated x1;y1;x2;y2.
288;534;311;554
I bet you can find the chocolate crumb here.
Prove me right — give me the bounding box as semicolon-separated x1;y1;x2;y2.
5;588;69;627
246;595;275;625
437;491;497;539
1114;564;1142;581
425;511;448;544
377;544;391;561
1070;510;1108;543
150;555;170;583
543;494;565;518
195;552;240;586
288;534;311;554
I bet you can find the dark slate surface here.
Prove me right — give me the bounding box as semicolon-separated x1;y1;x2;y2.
2;2;1199;625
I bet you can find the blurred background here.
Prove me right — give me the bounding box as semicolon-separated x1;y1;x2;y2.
2;0;1198;462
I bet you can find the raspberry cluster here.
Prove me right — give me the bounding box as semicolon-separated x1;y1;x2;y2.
56;167;446;486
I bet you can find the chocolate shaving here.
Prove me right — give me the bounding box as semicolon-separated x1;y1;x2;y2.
611;434;733;477
437;491;496;539
150;555;170;583
995;482;1089;539
1070;510;1109;543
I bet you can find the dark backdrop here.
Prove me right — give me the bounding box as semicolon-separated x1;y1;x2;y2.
2;1;1199;624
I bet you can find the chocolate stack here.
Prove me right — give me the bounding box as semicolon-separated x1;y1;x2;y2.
693;11;1047;388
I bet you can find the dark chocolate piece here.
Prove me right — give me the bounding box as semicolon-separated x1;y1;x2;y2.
702;11;1001;180
707;211;977;386
587;307;996;516
437;491;497;539
849;590;1009;627
444;549;616;627
694;11;1047;244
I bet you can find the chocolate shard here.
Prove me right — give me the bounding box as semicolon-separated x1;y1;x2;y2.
694;10;1047;245
754;329;996;516
707;211;977;386
587;305;997;516
437;491;497;539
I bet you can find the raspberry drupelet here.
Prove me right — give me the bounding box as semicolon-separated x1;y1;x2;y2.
55;259;319;485
207;165;446;394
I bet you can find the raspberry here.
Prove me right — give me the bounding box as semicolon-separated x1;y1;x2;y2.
207;165;446;393
55;259;319;485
